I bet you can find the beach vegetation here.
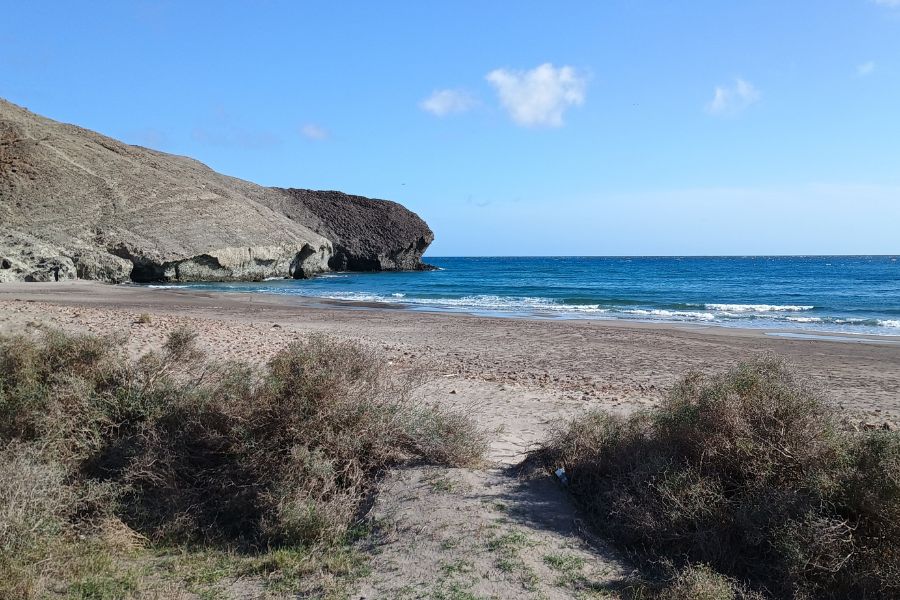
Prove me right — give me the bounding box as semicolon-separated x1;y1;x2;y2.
0;328;485;598
533;356;900;599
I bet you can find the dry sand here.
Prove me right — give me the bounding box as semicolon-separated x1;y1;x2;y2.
1;281;898;598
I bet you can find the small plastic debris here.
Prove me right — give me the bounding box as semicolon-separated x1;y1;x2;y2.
555;467;569;487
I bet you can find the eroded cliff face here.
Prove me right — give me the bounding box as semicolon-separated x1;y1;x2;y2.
109;243;332;282
268;188;434;272
0;99;436;283
0;99;333;283
0;99;438;283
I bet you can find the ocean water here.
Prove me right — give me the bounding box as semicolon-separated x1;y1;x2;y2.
149;256;900;335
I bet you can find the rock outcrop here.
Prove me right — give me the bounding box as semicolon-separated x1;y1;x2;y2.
0;99;338;283
269;188;434;271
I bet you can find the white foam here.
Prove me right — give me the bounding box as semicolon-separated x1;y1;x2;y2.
321;292;385;302
705;304;814;313
879;320;900;329
622;309;717;321
319;292;610;315
786;316;822;323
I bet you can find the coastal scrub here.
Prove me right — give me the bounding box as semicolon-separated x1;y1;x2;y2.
0;328;485;598
534;356;900;599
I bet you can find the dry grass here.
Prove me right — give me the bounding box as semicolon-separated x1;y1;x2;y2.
0;328;486;597
533;356;900;599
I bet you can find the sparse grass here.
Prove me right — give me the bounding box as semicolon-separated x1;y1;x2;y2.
426;470;468;493
544;552;586;572
135;313;152;324
0;329;486;598
441;559;475;576
431;581;486;600
487;529;539;590
486;529;531;553
533;356;900;599
440;537;460;550
544;553;587;587
432;560;482;600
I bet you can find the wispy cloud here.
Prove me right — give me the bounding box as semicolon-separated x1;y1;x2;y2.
300;123;329;140
857;61;876;77
706;78;761;117
873;0;900;7
420;89;477;116
485;63;587;127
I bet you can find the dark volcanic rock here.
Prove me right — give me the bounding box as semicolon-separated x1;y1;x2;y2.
269;188;434;271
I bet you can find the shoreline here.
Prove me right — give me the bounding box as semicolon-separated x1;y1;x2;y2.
2;280;899;431
143;277;900;339
5;280;900;344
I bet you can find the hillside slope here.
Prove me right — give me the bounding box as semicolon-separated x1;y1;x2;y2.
0;99;433;283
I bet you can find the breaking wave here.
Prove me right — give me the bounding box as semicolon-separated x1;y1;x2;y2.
704;304;815;312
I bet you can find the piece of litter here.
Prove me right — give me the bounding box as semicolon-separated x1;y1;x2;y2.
555;467;569;487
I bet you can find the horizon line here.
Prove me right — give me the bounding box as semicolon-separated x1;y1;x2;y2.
422;254;899;259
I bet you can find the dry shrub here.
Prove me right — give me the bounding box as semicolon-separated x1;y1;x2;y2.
0;444;79;599
124;335;486;546
0;329;486;561
0;444;73;547
535;356;900;599
625;563;765;600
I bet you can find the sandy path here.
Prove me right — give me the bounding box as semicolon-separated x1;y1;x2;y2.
355;467;629;599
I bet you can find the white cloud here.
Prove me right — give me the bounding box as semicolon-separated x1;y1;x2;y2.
857;61;876;77
705;78;761;117
300;123;329;140
420;89;477;116
873;0;900;7
485;63;587;127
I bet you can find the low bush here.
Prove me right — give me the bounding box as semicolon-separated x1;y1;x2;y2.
534;356;900;599
0;328;486;596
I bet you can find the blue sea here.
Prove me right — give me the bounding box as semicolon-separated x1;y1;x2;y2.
150;256;900;336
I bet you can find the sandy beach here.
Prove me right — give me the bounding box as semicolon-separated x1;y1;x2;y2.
2;280;898;456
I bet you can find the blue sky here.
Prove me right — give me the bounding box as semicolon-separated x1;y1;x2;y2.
3;1;899;255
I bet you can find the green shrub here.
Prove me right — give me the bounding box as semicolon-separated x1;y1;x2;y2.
534;356;900;599
0;328;486;595
121;334;486;546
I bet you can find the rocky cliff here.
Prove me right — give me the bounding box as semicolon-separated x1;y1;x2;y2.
0;99;433;283
268;188;434;271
